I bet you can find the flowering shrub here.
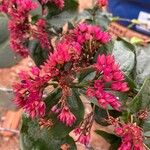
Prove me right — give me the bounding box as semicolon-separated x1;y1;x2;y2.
0;0;150;149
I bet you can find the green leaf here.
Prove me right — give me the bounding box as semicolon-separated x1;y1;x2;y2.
77;68;96;83
94;40;114;60
95;10;111;30
0;14;9;43
67;89;85;126
143;117;150;132
112;38;135;76
48;11;77;28
135;44;150;85
76;10;92;23
47;0;78;19
125;74;137;90
20;116;77;150
95;130;121;150
128;77;150;114
0;39;21;68
28;40;49;66
144;131;150;137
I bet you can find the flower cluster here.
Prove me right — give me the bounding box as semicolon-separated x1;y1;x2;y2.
115;123;144;150
0;0;38;14
40;0;64;9
42;39;81;77
13;23;127;128
57;106;76;126
70;23;110;45
0;0;38;57
13;67;50;118
32;19;51;50
74;127;90;145
86;54;129;111
0;0;53;57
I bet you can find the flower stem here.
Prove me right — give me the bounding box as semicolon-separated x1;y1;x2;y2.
144;143;150;150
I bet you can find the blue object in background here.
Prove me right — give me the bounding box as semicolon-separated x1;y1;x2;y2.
108;0;150;35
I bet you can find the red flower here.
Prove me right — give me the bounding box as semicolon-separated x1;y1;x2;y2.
115;123;144;150
111;82;129;92
78;134;90;146
98;0;108;7
32;19;51;50
70;23;110;45
57;106;76;126
24;100;46;118
13;67;50;118
86;54;129;110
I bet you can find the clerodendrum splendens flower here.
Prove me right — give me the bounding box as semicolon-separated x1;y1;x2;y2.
12;22;129;146
115;123;144;150
0;0;63;57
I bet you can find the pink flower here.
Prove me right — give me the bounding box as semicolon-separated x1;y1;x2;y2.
111;82;129;92
16;0;38;12
0;0;10;13
86;88;95;98
51;105;60;114
2;0;38;57
73;127;81;136
13;67;50;118
98;91;121;111
41;40;81;76
85;54;129;110
78;134;90;146
70;23;110;45
32;19;51;50
57;106;76;126
94;54;127;84
24;100;46;118
115;123;144;150
8;20;30;57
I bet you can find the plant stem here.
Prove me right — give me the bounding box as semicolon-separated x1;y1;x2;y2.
144;143;150;150
106;109;110;117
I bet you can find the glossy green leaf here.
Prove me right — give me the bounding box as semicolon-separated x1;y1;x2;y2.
95;130;121;150
28;40;49;66
95;10;111;30
135;44;150;85
125;74;137;90
112;38;135;76
0;39;21;68
128;77;150;114
20;115;76;150
47;0;78;19
0;14;9;43
48;11;77;28
144;131;150;137
94;40;114;60
77;68;96;83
